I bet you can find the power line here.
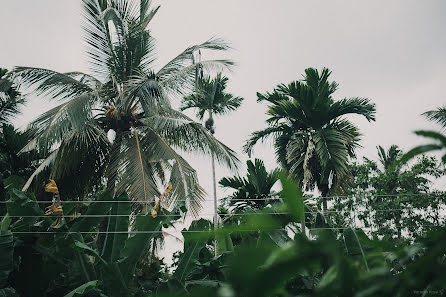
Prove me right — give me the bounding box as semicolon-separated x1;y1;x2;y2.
0;193;441;204
8;224;443;235
2;208;440;219
1;207;444;219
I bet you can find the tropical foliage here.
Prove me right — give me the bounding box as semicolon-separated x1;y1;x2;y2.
332;145;446;241
244;68;376;214
12;0;239;215
1;0;445;296
219;158;280;210
0;68;24;125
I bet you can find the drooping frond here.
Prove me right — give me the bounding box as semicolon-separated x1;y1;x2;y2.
400;130;446;165
159;60;234;97
327;97;376;122
158;38;232;80
143;109;239;170
243;124;290;156
13;67;92;100
423;105;446;128
135;125;206;215
24;92;96;154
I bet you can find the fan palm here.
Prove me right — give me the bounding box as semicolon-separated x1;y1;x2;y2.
180;72;243;252
12;0;239;216
244;68;376;215
219;159;279;211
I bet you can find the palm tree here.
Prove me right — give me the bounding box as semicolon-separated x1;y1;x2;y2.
377;145;402;172
244;68;376;215
219;159;279;211
181;72;243;253
12;0;239;218
400;106;446;164
0;68;24;125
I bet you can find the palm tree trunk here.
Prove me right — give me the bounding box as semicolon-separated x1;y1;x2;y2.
208;110;219;256
98;131;122;254
320;184;329;218
211;150;218;256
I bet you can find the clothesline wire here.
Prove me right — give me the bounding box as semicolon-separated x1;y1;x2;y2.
8;225;442;235
0;193;441;204
1;208;443;219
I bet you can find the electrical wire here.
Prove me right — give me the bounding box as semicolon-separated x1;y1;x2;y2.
0;192;442;204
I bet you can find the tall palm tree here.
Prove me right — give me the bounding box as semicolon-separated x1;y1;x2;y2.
0;68;24;125
244;68;376;215
181;72;243;252
219;158;279;211
12;0;239;217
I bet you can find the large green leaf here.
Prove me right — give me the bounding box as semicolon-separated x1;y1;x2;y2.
101;192;130;263
217;232;233;253
173;219;210;282
343;228;370;271
6;189;49;231
118;213;162;282
63;280;100;297
0;214;11;232
0;231;13;288
279;172;304;223
70;190;113;232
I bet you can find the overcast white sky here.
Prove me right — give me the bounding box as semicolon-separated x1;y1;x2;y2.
1;0;446;203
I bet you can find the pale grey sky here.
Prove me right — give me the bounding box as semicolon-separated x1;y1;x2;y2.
1;0;446;203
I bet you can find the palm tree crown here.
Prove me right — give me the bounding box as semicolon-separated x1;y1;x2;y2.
244;68;376;212
13;0;239;214
377;145;402;171
219;159;280;210
181;73;243;133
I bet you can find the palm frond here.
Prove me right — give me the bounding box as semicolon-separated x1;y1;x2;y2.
22;150;58;191
24;92;96;154
423;105;446;128
12;67;92;100
243;125;289;156
144;109;239;170
327;97;376;122
159;60;234;97
157;38;232;79
138;125;205;215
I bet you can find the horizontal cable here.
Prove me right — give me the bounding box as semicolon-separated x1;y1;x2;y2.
1;208;439;219
1;208;444;219
0;193;440;204
8;225;442;235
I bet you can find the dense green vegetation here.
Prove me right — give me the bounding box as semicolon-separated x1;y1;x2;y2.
0;0;445;296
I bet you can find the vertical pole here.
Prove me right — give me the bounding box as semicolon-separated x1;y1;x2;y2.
212;150;218;256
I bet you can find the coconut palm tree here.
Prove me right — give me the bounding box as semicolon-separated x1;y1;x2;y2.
219;158;279;211
244;68;376;215
180;72;243;252
12;0;239;217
